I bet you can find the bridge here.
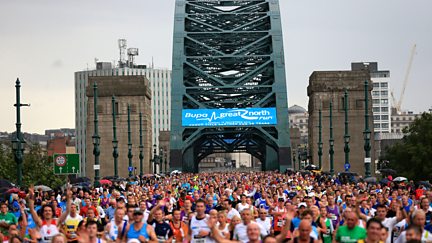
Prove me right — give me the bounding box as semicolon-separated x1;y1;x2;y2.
170;0;291;172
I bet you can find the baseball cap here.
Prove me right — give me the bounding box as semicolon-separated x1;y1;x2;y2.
298;202;307;208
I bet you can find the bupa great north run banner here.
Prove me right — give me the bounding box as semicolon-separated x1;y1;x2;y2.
182;108;277;127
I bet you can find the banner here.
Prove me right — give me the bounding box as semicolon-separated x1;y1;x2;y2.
182;108;277;127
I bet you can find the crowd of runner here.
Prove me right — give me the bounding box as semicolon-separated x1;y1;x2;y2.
0;171;431;243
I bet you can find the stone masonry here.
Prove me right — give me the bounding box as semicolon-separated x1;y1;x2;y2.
307;71;375;175
86;76;152;179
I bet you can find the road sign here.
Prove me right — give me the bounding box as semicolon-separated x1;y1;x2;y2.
344;163;351;171
128;166;133;172
53;154;80;175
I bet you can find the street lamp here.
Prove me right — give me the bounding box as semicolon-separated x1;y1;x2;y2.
111;96;118;178
92;82;100;187
12;78;29;187
127;104;133;178
292;150;296;171
317;108;323;169
343;90;351;172
364;79;372;177
153;144;157;174
163;149;168;173
329;101;334;175
139;112;144;178
159;148;164;173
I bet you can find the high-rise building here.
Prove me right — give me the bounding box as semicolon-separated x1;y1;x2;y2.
351;62;391;133
75;63;171;176
390;108;420;134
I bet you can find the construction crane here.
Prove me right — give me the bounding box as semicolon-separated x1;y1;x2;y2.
392;44;416;113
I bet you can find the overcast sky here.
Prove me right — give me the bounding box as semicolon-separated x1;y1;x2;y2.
0;0;431;133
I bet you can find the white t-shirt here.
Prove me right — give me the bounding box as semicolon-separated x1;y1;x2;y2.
256;217;272;235
233;223;267;243
227;208;240;221
395;229;432;243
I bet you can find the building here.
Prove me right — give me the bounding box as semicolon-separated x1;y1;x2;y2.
308;71;375;174
47;136;75;157
351;62;391;134
390;108;421;133
288;105;308;144
75;63;171;176
85;76;152;179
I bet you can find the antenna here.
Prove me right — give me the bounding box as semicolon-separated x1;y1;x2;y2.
127;48;139;68
118;39;127;68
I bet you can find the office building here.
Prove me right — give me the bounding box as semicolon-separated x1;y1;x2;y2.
351;62;391;133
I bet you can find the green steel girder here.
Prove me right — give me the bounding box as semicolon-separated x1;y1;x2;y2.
170;0;291;172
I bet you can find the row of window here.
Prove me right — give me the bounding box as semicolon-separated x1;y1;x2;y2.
372;82;388;88
373;99;388;104
373;123;389;129
373;107;389;113
373;115;389;121
372;91;389;96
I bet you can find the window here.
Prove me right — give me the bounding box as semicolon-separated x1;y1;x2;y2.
373;99;380;104
382;107;389;112
381;82;388;88
381;115;389;120
373;115;380;121
373;107;380;112
356;99;365;109
374;124;380;128
373;82;380;88
381;99;388;104
382;123;389;128
97;105;104;114
381;91;388;96
373;91;380;96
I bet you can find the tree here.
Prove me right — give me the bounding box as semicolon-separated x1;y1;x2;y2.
0;143;66;189
384;112;432;181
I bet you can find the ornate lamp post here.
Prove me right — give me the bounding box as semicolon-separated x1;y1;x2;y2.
12;78;29;187
139;112;144;178
344;90;351;172
111;96;118;177
364;80;372;177
153;144;157;174
159;148;164;173
127;104;133;178
92;82;100;187
317;108;323;169
329;101;334;175
292;150;296;171
164;150;168;173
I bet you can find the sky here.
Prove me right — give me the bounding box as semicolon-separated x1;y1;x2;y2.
0;0;431;133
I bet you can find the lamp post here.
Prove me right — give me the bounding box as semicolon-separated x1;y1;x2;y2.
364;80;372;177
159;148;164;173
164;150;168;173
292;150;296;171
297;148;301;170
153;144;157;174
127;104;133;178
139;112;144;178
317;108;323;169
92;82;100;187
344;90;351;172
329;101;334;175
12;78;29;187
111;96;118;177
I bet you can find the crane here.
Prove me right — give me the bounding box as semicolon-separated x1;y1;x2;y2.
392;44;416;113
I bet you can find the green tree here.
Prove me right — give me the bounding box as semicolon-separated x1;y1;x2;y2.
0;143;66;189
384;112;432;181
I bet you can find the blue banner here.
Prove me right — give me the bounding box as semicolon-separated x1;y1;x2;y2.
182;108;277;127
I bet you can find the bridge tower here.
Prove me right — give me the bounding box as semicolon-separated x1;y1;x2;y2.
170;0;291;172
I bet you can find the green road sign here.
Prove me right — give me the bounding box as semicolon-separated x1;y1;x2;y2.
53;154;80;175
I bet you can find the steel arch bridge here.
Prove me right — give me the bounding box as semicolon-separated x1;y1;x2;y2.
170;0;291;172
